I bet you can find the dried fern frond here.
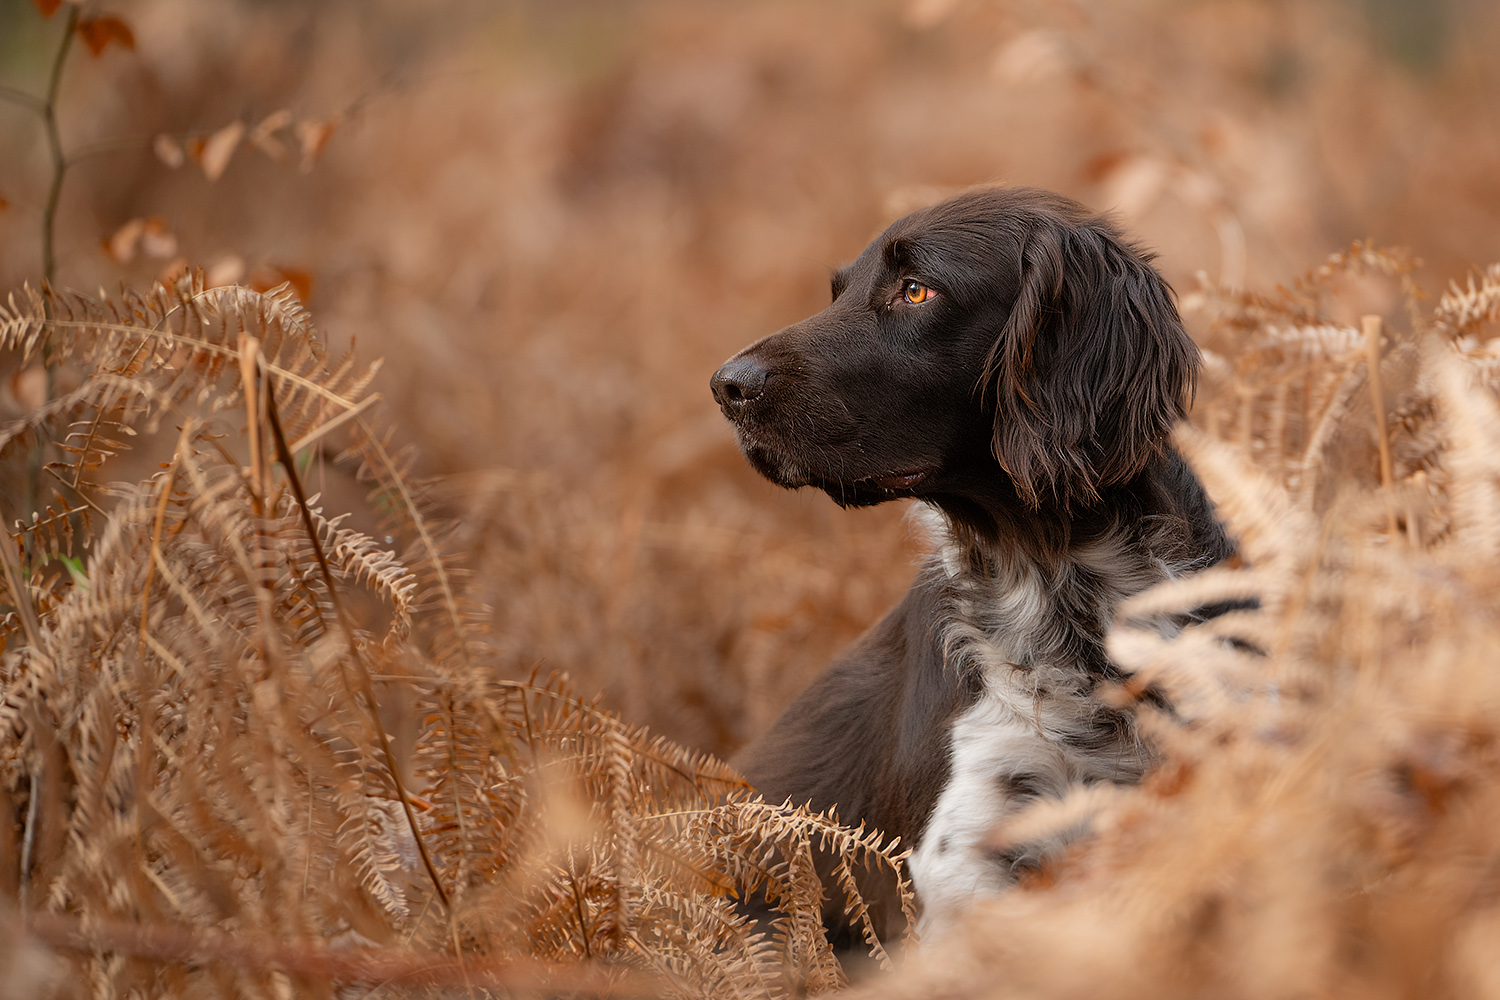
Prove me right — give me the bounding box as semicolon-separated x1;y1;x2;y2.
1429;263;1500;340
1295;239;1422;300
0;280;912;1000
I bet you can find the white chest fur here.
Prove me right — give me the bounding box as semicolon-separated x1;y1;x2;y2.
906;506;1175;935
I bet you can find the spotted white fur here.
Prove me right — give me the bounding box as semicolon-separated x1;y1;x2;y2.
907;504;1189;934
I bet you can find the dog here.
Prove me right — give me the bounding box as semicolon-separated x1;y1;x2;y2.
710;187;1234;939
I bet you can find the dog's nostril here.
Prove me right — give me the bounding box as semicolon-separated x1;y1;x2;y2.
711;359;768;407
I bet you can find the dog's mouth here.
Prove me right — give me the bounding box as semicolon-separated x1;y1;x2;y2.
864;469;929;491
814;467;935;508
737;430;935;503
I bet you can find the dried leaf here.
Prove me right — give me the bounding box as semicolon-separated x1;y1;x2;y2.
152;134;185;169
104;218;145;264
76;16;135;57
199;121;245;182
295;118;337;173
250;109;294;162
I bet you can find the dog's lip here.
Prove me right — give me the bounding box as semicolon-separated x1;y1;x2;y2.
865;469;929;490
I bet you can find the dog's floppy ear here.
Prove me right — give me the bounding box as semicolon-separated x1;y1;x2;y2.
983;215;1198;509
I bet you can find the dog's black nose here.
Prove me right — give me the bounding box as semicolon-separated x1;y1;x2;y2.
711;358;768;407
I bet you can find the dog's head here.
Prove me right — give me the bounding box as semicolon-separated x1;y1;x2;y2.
710;187;1198;515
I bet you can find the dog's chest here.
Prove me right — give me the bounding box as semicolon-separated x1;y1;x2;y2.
906;520;1168;933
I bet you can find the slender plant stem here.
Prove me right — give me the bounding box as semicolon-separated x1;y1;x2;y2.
261;365;453;916
1363;314;1400;539
19;758;40;917
23;7;79;526
41;5;79;288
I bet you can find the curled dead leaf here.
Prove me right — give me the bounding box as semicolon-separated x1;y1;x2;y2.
250;109;294;162
105;218;145;264
153;134;185;169
295;118;337;173
76;16;135;57
199;121;245;182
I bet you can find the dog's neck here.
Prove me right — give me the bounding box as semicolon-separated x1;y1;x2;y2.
921;447;1233;682
933;448;1229;562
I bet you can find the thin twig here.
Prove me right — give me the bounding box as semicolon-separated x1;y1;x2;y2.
0;509;44;651
260;366;452;915
239;334;266;514
24;8;78;517
19;755;40;918
64;70;404;166
1363;315;1400;539
40;5;79;287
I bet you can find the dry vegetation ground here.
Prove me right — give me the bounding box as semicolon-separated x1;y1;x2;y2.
2;0;1500;996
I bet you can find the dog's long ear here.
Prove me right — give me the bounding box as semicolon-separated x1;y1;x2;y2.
984;216;1198;509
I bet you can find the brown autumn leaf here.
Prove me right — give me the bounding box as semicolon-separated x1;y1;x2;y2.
32;0;62;19
76;16;136;57
199;121;245;182
106;217;176;264
249;109;293;162
104;218;145;264
295;118;337;173
152;134;185;169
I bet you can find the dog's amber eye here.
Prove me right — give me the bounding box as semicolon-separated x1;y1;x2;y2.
902;279;936;305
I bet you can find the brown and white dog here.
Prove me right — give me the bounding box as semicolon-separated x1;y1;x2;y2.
710;187;1233;939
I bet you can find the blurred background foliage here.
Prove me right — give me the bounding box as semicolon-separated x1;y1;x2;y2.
1;0;1497;757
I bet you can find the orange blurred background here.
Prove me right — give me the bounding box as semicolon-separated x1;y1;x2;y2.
2;0;1497;755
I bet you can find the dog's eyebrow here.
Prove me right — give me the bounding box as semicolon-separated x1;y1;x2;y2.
884;236;942;277
884;238;913;272
885;234;972;294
